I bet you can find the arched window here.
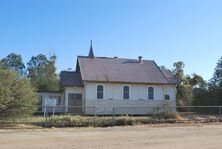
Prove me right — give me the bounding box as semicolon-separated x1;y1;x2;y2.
123;86;130;99
148;87;154;100
97;85;104;99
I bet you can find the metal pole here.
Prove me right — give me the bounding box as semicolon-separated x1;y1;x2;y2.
53;106;55;116
112;107;115;124
94;106;96;126
219;106;221;116
44;106;46;117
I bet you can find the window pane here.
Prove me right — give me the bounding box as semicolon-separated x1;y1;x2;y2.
76;94;82;100
97;92;103;99
97;85;103;92
123;86;129;92
123;86;130;99
165;95;170;100
97;85;104;99
148;87;154;99
123;93;129;99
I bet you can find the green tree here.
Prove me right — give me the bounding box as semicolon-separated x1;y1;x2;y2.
27;54;59;91
172;61;191;106
0;68;37;120
1;53;26;75
173;62;206;106
209;56;222;90
173;61;185;81
194;56;222;106
186;73;206;89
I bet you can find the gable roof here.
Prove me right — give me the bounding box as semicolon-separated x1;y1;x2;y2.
60;71;83;87
78;56;179;84
161;69;181;84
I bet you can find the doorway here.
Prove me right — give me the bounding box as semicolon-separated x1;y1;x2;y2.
68;93;82;113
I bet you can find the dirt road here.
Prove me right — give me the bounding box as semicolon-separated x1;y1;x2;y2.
1;123;222;149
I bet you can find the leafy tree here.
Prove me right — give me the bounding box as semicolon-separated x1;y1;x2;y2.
0;67;37;120
193;56;222;106
173;61;185;81
172;61;190;106
186;73;206;89
209;56;222;90
27;54;59;91
173;62;206;106
1;53;26;75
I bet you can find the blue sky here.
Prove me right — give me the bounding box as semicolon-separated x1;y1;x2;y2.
0;0;221;80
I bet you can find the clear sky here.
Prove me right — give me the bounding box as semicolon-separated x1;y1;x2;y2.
0;0;221;81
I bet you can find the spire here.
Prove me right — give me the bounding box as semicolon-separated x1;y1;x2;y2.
88;40;94;58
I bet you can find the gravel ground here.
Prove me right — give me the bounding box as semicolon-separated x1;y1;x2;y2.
1;123;222;149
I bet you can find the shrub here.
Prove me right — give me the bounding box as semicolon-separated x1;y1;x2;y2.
33;115;171;128
154;110;178;119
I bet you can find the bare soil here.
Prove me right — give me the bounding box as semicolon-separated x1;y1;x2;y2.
1;123;222;149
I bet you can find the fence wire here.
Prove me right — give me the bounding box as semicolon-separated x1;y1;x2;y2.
1;106;222;126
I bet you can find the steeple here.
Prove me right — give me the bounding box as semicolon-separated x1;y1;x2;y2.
88;40;94;58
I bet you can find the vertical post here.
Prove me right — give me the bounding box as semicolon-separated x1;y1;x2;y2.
188;106;191;122
44;106;47;117
219;106;221;116
44;106;48;123
153;107;155;118
112;107;115;124
94;106;96;126
53;106;55;116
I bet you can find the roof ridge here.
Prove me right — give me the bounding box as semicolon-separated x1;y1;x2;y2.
61;71;80;73
78;55;154;61
152;61;170;84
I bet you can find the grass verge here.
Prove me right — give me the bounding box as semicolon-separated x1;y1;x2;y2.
0;111;178;128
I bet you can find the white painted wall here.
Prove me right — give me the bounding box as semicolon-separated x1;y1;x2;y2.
84;82;177;114
84;82;176;101
59;82;177;115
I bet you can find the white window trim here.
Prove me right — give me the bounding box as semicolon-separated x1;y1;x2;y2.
122;85;131;100
96;84;105;99
147;86;155;100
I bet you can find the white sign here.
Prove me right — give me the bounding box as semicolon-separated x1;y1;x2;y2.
45;98;57;106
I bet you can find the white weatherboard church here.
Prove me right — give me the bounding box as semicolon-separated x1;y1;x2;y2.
38;42;180;115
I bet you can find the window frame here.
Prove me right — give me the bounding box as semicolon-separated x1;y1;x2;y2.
148;86;154;100
122;85;131;100
96;84;104;99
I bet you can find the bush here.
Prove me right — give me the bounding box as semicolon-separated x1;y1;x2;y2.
0;68;38;121
33;115;177;128
154;110;178;119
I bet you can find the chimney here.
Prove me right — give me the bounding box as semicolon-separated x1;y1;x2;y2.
138;56;142;63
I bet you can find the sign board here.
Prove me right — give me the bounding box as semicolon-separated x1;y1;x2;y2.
45;98;57;106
